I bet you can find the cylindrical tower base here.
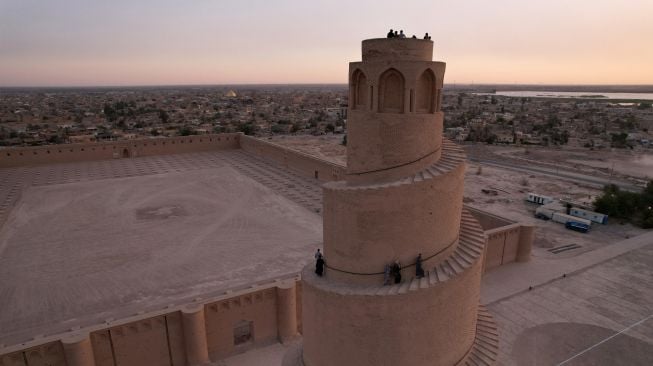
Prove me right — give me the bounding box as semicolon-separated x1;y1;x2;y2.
62;333;95;366
181;304;210;366
277;283;299;343
300;209;487;366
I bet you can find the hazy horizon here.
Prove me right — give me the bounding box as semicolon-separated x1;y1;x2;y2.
3;83;653;91
1;0;652;87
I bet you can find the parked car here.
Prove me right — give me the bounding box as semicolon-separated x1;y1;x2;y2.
565;221;590;233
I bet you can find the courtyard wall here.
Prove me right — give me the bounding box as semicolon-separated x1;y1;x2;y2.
467;207;534;271
240;136;345;182
0;134;240;168
0;277;302;366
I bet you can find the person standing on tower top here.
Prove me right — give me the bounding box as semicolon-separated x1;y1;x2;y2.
424;33;431;40
398;30;406;38
387;29;395;38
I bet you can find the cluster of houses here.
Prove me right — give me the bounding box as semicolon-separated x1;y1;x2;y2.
442;93;653;149
0;87;349;147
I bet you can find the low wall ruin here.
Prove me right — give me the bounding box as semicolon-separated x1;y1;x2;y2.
0;277;302;366
240;136;345;182
0;134;240;168
467;206;534;271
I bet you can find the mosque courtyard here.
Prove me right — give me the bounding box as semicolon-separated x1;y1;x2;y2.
0;150;322;345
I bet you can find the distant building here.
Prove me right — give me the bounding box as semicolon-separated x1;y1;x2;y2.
69;134;96;143
496;132;515;143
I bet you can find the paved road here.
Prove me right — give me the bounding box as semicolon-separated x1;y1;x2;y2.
470;157;643;192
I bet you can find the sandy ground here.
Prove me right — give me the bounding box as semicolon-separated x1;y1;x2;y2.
216;343;290;366
269;135;653;182
267;135;346;166
567;154;653;179
0;153;322;345
463;162;646;254
489;144;653;181
487;241;653;365
271;135;648;255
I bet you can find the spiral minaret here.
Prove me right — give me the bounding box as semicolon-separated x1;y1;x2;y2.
286;38;498;366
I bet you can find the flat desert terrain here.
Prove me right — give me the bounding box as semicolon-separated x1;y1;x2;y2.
270;135;649;255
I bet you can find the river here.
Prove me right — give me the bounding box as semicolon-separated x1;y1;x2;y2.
483;91;653;101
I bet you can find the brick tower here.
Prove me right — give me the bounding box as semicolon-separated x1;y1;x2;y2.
285;37;498;366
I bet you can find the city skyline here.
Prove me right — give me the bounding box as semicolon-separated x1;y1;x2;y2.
1;0;652;87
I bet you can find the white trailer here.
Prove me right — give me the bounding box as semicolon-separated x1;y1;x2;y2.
569;208;608;224
526;193;555;205
552;212;592;227
535;206;556;219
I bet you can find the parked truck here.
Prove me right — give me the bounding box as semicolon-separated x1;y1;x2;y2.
569;207;608;224
535;206;556;220
552;212;592;231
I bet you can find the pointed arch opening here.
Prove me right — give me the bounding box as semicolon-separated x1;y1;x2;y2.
378;68;405;113
416;69;436;113
351;69;368;109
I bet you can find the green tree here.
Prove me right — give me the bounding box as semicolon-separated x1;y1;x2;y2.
271;124;286;134
238;123;257;135
594;181;653;228
47;135;62;144
104;103;117;122
610;132;629;148
158;109;170;124
550;129;569;145
178;126;196;136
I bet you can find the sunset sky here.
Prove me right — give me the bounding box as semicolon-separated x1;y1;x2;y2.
1;0;652;87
